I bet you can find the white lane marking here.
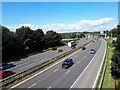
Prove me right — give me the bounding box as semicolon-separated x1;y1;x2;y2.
10;39;93;89
54;69;58;72
75;56;78;58
13;62;27;68
33;58;39;61
28;86;31;88
77;62;80;64
66;70;70;74
28;83;36;88
47;87;51;90
70;40;102;88
20;63;34;69
33;57;43;61
92;39;107;88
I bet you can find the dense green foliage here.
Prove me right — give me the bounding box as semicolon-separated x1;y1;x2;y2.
110;24;120;89
2;26;62;63
46;30;62;47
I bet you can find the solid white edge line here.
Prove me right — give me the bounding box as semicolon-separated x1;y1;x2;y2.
70;39;103;89
92;39;107;88
10;40;92;89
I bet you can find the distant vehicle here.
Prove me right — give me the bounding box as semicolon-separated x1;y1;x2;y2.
99;38;102;42
82;47;86;50
58;49;63;52
52;47;57;51
62;58;74;69
90;49;95;54
71;46;76;49
0;71;14;78
68;41;76;47
92;41;95;42
0;64;14;70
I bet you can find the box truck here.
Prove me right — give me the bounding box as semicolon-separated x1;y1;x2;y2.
68;41;76;47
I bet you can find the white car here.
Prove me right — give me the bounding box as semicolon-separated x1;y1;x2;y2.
90;49;95;54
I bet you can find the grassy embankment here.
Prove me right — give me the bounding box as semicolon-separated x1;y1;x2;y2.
102;39;115;88
95;39;115;89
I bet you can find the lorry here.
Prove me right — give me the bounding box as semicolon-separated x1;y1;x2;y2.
67;41;76;47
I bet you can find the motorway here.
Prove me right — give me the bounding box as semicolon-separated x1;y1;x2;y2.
7;38;92;74
11;38;106;88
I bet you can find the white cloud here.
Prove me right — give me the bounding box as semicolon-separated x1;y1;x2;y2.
5;18;117;33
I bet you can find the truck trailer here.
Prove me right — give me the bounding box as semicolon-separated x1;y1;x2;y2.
68;41;76;47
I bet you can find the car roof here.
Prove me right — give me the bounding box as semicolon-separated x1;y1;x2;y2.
64;58;72;62
0;71;7;74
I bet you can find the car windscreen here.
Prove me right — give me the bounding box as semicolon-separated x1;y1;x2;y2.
62;63;69;65
91;49;94;51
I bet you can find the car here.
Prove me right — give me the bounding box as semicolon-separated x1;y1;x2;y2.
58;49;63;52
0;64;14;70
90;49;95;54
92;40;95;42
82;47;86;50
62;58;74;69
71;46;76;49
52;47;57;51
0;71;14;78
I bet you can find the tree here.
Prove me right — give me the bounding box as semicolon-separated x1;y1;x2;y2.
16;26;33;50
45;30;62;47
2;26;19;62
111;24;120;89
32;29;45;49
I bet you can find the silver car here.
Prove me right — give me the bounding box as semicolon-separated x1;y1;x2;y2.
90;49;95;54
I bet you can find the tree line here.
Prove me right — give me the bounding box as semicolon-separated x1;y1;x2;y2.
108;24;120;89
2;26;62;63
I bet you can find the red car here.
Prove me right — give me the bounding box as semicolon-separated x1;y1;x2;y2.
0;71;14;78
58;49;63;52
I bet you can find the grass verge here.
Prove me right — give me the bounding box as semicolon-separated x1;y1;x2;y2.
102;39;115;88
95;39;115;89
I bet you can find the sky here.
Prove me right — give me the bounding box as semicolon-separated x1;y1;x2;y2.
2;2;118;33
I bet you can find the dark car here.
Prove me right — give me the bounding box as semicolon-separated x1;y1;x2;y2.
71;46;76;49
0;64;14;70
92;40;95;42
52;47;57;51
82;47;86;50
0;71;14;78
58;49;63;52
62;58;74;69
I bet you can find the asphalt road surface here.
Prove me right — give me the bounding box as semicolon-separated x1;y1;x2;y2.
7;38;92;75
10;38;106;89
